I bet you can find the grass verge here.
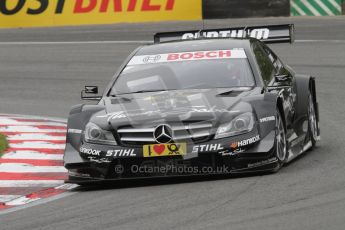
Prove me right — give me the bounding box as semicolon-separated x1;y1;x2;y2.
0;133;8;157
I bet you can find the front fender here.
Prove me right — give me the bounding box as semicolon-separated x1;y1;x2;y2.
66;104;105;151
250;93;279;139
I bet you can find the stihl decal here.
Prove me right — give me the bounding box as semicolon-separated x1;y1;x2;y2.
128;49;247;65
182;29;270;40
106;149;136;157
192;144;223;153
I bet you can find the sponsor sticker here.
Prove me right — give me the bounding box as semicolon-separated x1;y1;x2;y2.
68;129;82;134
181;28;270;40
80;147;136;158
88;157;112;163
143;143;187;157
260;116;276;123
80;147;101;156
0;0;202;28
106;149;136;157
192;144;224;154
230;135;260;149
127;49;247;66
220;149;245;156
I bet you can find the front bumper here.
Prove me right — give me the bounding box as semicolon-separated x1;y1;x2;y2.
64;130;278;183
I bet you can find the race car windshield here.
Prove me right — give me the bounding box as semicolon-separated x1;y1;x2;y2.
110;50;255;95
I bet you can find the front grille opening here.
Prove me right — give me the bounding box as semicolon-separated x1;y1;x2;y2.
116;121;214;147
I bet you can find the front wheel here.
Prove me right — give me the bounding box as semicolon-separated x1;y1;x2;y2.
272;109;288;172
308;94;318;148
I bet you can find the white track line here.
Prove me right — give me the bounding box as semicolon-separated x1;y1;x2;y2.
0;113;67;123
6;196;40;206
0;180;65;187
0;164;67;173
0;126;66;133
0;117;66;126
0;195;21;203
7;134;66;141
295;40;345;43
9;142;65;149
0;189;78;215
0;122;66;126
2;151;63;160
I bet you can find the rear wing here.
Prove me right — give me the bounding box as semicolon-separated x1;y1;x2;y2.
154;24;295;44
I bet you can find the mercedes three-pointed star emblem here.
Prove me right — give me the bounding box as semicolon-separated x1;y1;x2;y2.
153;124;174;143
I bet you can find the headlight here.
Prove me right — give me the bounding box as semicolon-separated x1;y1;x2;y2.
84;123;117;145
215;112;255;139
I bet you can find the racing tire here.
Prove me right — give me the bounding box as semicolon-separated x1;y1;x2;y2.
308;93;318;148
271;109;288;173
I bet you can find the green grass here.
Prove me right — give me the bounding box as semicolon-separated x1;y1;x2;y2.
0;133;8;157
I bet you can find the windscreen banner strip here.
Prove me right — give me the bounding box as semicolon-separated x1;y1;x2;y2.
127;49;247;66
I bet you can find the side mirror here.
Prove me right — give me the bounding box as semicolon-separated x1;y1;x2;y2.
274;74;290;83
85;86;98;94
81;86;102;101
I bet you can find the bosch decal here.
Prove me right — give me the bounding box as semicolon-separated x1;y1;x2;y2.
167;50;232;61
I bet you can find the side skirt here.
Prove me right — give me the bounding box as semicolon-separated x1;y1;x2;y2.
287;140;312;163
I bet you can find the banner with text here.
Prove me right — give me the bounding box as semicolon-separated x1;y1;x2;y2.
0;0;202;28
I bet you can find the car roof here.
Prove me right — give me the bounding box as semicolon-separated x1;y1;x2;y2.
136;39;253;55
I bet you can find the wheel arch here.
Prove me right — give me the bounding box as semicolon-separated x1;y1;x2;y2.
295;75;313;118
294;75;320;139
309;77;320;123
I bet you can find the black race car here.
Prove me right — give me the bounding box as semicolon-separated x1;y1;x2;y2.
64;24;320;184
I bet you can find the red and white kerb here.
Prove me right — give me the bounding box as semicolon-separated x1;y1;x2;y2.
127;49;247;66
